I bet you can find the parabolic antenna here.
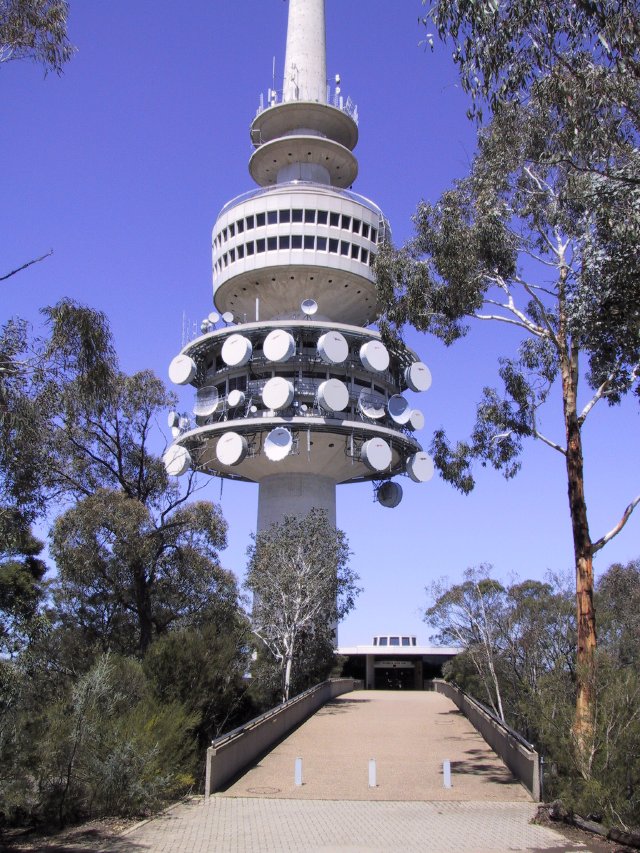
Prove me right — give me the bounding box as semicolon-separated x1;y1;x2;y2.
168;354;197;385
387;394;411;424
208;312;220;325
377;481;403;508
200;320;209;334
221;333;252;367
408;409;425;431
406;451;435;483
178;415;190;431
359;340;389;373
227;389;245;409
405;361;432;393
263;329;296;362
264;427;293;461
171;426;181;439
317;379;349;412
317;330;349;364
163;444;191;477
216;431;248;466
167;411;179;428
262;376;294;410
358;389;386;420
222;311;234;325
301;298;318;317
193;385;219;418
361;437;392;471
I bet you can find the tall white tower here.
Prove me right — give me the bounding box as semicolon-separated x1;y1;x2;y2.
164;0;434;534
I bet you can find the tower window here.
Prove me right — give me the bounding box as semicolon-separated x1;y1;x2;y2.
351;244;359;259
267;237;277;250
237;219;244;233
361;249;369;264
340;241;349;255
304;209;316;223
229;248;236;262
222;228;228;242
304;235;315;250
267;211;278;225
317;210;328;225
402;637;410;646
229;223;235;237
279;235;290;249
292;208;303;222
223;254;228;267
352;218;361;234
237;244;245;259
256;212;266;227
280;209;291;223
291;235;302;249
341;215;351;230
329;212;340;227
246;241;255;255
328;238;339;253
371;228;378;243
379;637;388;646
246;215;255;230
361;223;370;239
316;236;327;251
256;238;265;253
390;636;400;646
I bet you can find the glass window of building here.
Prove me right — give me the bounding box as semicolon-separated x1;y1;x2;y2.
390;636;400;646
317;210;328;225
292;208;303;223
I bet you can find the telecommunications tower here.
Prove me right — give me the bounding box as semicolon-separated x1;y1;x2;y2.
164;0;434;531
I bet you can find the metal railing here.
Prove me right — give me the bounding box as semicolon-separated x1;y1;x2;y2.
256;85;358;125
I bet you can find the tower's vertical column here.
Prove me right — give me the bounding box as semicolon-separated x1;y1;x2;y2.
282;0;327;103
256;473;336;532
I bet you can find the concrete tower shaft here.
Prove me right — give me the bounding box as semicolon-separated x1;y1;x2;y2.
283;0;327;104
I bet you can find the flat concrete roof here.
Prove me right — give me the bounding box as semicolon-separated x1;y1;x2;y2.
337;644;461;657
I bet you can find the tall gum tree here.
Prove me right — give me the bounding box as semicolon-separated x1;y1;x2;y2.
376;8;639;753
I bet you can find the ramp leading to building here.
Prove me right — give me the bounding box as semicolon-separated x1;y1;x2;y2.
220;690;533;802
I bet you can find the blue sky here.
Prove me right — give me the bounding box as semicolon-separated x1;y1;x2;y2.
2;1;638;646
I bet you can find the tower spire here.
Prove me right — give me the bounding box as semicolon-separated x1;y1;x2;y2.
283;0;327;103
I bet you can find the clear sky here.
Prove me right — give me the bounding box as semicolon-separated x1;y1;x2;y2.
2;0;638;646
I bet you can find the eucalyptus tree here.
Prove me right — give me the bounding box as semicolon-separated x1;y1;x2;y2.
378;0;639;744
245;509;359;702
0;0;74;72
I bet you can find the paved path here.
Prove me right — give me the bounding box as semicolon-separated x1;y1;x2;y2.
112;691;589;851
223;690;532;801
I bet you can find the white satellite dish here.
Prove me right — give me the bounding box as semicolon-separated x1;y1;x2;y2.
264;427;293;461
408;409;425;431
406;451;435;482
317;331;349;364
178;415;191;431
208;312;220;325
387;394;412;424
250;405;258;414
377;481;403;508
262;376;294;410
163;444;191;477
168;354;197;385
263;329;296;362
200;319;209;334
301;298;318;317
317;379;349;412
358;389;386;420
359;340;390;373
361;437;392;471
227;389;245;409
171;426;181;439
193;385;219;418
216;431;248;466
221;333;252;367
405;361;432;392
300;403;308;412
167;411;179;428
222;311;234;325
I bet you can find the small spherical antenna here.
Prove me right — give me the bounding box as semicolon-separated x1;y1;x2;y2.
222;311;234;325
208;312;220;325
377;481;403;508
167;411;179;428
250;405;258;414
301;298;318;317
200;320;209;334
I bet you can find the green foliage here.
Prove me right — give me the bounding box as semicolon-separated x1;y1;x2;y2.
0;0;74;73
245;509;360;702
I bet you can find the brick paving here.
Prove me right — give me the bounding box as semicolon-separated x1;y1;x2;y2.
112;691;588;852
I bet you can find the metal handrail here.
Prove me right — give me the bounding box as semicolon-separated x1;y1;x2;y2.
256;85;358;125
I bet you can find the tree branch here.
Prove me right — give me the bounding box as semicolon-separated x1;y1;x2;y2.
592;496;640;554
1;250;53;282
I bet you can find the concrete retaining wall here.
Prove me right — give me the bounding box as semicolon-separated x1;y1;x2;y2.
432;679;540;800
205;678;360;795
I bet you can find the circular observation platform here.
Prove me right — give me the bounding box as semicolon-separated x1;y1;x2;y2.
251;101;358;150
249;136;358;188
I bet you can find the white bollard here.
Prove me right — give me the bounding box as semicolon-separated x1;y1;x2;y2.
368;758;377;788
294;756;303;786
443;759;452;788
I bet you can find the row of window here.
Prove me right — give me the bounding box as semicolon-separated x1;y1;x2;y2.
214;235;375;274
373;636;417;647
214;209;378;249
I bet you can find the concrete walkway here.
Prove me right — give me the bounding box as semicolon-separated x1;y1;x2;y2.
113;691;589;851
222;690;532;801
